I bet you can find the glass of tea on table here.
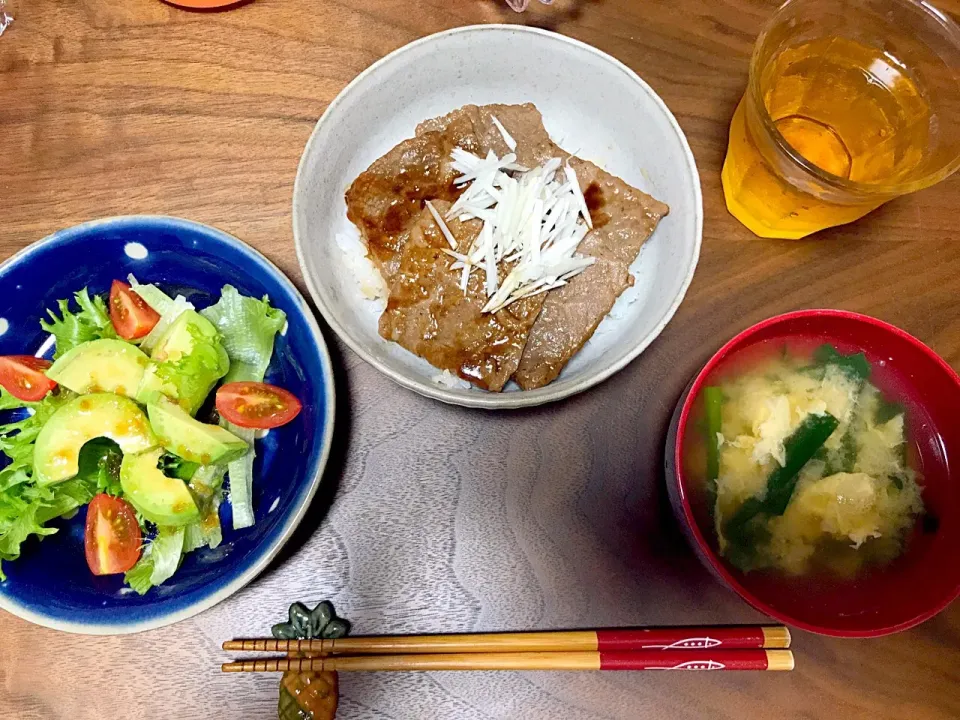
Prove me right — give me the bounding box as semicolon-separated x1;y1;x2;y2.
722;0;960;239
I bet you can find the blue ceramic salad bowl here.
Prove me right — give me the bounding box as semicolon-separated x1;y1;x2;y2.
0;216;335;634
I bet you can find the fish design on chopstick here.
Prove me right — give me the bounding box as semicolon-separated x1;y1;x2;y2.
641;637;722;650
650;660;727;670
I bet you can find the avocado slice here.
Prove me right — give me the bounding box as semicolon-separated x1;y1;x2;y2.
46;339;149;398
152;309;229;365
120;447;200;527
135;311;229;415
135;369;176;412
148;397;248;465
33;393;158;485
152;310;210;362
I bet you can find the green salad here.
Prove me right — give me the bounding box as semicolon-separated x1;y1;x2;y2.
0;277;303;593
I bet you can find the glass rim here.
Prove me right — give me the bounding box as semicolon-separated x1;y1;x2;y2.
749;0;960;197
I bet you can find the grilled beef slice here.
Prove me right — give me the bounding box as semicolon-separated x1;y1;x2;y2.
378;200;546;391
513;160;669;390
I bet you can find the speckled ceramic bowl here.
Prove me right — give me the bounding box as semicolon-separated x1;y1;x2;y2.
0;217;335;634
293;25;702;408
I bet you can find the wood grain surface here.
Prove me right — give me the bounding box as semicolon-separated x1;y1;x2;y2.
2;1;960;718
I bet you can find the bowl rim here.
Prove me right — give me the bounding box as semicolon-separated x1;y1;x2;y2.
0;215;336;635
672;308;960;637
293;23;703;409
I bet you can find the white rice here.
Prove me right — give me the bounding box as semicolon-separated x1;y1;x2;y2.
336;231;387;302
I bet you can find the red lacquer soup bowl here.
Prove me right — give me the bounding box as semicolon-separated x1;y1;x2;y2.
665;309;960;637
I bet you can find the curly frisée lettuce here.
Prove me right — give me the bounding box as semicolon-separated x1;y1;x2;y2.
40;289;117;359
150;322;230;414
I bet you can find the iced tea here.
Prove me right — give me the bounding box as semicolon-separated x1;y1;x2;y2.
722;0;960;239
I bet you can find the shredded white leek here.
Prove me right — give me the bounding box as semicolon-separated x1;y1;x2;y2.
445;149;595;313
425;200;458;250
490;114;517;151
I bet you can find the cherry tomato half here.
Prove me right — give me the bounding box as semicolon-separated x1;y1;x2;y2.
109;280;160;340
0;355;57;402
84;494;142;576
216;381;303;429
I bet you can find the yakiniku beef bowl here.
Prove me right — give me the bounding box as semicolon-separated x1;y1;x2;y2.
294;25;702;408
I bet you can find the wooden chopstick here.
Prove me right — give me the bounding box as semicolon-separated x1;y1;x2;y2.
222;649;794;673
223;625;790;655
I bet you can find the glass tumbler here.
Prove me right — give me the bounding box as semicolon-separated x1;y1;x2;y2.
722;0;960;239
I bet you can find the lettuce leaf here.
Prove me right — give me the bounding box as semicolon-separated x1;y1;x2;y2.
142;295;195;354
183;506;223;553
124;526;185;595
40;289;116;359
183;464;226;552
223;425;257;529
128;275;196;353
201;286;286;530
127;275;176;316
0;391;25;412
200;285;286;384
75;438;124;496
0;389;99;579
0;476;98;578
189;463;227;497
149;321;230;415
0;389;72;476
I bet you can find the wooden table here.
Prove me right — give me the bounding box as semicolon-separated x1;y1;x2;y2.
2;0;959;717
